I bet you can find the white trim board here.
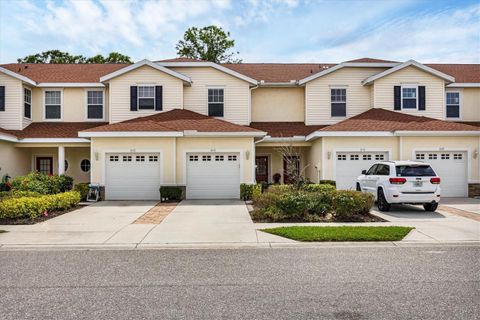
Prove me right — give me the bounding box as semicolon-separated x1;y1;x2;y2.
100;59;192;84
0;67;36;86
447;83;480;88
362;60;455;85
37;83;105;88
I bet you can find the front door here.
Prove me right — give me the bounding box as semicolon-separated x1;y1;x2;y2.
283;156;300;184
255;156;269;183
36;157;53;175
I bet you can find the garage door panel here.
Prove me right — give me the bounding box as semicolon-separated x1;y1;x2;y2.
415;152;467;197
186;153;240;199
335;152;389;190
106;153;161;200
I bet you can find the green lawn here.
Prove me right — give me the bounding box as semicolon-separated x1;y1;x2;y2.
261;226;414;242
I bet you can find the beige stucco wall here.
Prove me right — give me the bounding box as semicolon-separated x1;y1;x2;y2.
447;87;480;122
171;67;251;125
0;140;30;178
0;73;23;130
109;65;184;123
305;67;387;125
251;87;305;122
401;136;480;182
306;139;322;182
32;87;109;122
373;66;446;119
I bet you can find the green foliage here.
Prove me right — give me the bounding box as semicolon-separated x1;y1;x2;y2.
0;191;80;219
318;180;336;187
240;183;262;200
10;172;74;195
160;186;183;201
176;25;241;63
73;183;90;201
252;184;373;222
17;50;132;64
261;226;414;242
0;190;41;200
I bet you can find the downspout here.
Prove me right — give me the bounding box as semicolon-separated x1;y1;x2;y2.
172;137;176;185
249;84;259;124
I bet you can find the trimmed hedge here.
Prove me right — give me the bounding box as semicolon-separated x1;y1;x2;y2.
73;183;90;201
160;186;183;201
0;191;81;219
10;172;74;195
0;190;41;200
240;183;262;200
252;183;373;222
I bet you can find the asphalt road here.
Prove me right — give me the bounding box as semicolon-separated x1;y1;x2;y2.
0;246;478;320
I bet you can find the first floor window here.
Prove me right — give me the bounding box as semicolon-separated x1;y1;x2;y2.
330;88;346;117
24;88;32;119
80;159;91;172
446;92;460;118
402;86;417;109
87;90;104;119
208;88;224;117
138;86;155;109
44;90;61;119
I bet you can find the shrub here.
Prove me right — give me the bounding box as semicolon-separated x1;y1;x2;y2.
73;183;90;201
318;180;336;187
333;190;374;220
302;183;336;193
160;186;183;201
0;191;80;219
240;183;262;200
10;172;74;195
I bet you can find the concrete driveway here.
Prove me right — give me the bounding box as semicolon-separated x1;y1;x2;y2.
440;197;480;215
142;200;258;244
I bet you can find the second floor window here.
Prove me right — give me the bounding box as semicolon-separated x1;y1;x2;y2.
331;88;346;117
87;91;103;119
208;88;224;117
402;86;417;109
446;92;460;118
138;86;155;110
24;88;31;119
44;90;62;120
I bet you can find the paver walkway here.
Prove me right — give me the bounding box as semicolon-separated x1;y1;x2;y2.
134;202;177;224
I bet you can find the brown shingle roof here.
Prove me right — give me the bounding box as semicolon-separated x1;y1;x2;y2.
4;122;107;139
345;58;399;63
250;122;326;137
320;109;480;132
425;64;480;83
157;58;205;62
83;109;263;134
0;63;128;83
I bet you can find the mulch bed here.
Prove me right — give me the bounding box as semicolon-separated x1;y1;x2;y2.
0;205;85;225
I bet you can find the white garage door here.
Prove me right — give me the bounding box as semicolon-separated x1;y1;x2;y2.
415;152;468;197
186;153;240;199
335;151;389;190
105;153;161;200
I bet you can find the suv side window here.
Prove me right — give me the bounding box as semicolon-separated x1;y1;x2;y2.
366;164;378;175
375;164;390;175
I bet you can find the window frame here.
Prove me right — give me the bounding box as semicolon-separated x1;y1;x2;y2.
207;87;225;117
445;90;461;120
43;89;63;121
80;159;91;173
330;86;347;118
23;87;32;120
137;85;156;110
85;89;105;121
401;84;418;110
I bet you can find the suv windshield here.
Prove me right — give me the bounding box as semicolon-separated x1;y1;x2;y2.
396;165;436;177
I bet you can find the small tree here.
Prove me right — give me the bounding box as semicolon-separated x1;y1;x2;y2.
276;144;310;189
176;25;241;63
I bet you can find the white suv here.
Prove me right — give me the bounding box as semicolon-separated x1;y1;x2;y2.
356;161;441;212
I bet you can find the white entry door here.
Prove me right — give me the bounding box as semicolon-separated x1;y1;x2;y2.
186;153;240;199
105;153;161;200
415;152;468;197
335;151;389;190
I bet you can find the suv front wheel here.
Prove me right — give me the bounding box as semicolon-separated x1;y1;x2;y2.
423;202;438;212
377;189;391;212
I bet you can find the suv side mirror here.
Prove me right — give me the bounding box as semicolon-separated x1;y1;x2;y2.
361;170;367;175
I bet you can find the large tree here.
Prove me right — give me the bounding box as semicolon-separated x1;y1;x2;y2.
176;26;241;63
17;50;132;64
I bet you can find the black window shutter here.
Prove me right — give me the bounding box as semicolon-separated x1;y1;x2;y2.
130;86;137;111
418;86;426;110
394;86;401;110
0;86;5;111
155;86;163;111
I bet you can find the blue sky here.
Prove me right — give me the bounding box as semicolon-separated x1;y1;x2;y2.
1;0;479;64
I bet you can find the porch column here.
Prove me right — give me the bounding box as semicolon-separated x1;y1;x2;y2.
58;146;65;175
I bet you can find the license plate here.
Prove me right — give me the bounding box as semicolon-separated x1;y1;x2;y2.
413;181;423;187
